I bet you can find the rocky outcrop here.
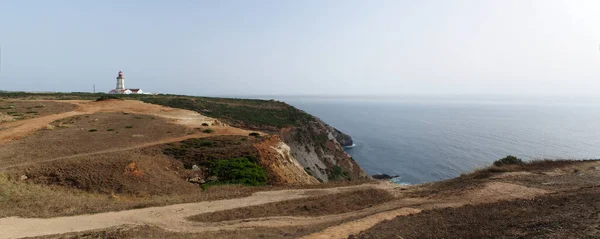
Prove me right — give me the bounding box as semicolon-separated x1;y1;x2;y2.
314;117;353;147
280;121;368;183
253;135;319;185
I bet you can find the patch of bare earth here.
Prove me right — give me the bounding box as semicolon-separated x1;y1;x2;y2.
188;189;394;222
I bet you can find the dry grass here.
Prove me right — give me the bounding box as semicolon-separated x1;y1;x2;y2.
0;112;189;169
188;188;394;222
352;186;600;239
0;101;76;121
0;172;261;219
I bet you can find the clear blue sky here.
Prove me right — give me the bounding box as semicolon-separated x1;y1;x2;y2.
1;0;599;96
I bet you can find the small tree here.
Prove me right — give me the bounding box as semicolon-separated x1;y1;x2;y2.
493;155;523;167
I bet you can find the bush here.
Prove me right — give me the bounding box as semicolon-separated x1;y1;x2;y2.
106;128;114;131
88;129;98;132
208;157;267;186
202;123;209;126
249;132;261;138
493;155;523;167
125;125;133;129
95;95;120;101
203;129;214;134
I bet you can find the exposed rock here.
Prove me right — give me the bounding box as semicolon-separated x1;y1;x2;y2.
280;120;368;183
187;174;205;184
314;117;353;147
20;175;28;181
253;135;319;185
191;165;201;171
207;176;218;182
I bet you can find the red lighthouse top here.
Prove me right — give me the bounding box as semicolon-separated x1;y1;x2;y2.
118;71;123;77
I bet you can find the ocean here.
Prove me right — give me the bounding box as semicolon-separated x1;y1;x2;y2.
272;96;600;184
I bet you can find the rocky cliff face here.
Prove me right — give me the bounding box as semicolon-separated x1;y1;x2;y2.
138;95;369;184
315;117;353;147
280;121;368;183
253;136;319;185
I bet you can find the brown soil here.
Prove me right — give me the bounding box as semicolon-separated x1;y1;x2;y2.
0;112;189;169
188;188;394;222
0;101;76;121
352;186;600;239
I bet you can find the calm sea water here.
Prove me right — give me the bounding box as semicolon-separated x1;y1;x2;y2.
272;97;600;184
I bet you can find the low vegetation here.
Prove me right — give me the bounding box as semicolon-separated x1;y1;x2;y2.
0;173;259;218
493;155;523;166
188;188;394;222
163;136;262;170
207;157;267;186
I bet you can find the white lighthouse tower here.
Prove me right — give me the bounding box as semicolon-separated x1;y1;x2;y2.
116;71;125;90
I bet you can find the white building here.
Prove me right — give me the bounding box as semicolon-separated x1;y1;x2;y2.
108;71;145;94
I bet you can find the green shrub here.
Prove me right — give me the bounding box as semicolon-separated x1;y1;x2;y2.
88;129;98;132
203;129;214;134
200;141;214;147
96;95;120;101
106;128;114;131
249;132;260;137
208;157;267;186
34;105;45;108
25;111;38;114
493;155;523;167
202;123;209;126
329;165;345;181
125;125;133;129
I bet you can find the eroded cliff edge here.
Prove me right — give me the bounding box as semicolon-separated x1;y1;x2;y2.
141;96;369;183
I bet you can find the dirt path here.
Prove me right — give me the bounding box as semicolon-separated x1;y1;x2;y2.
0;100;254;145
300;208;422;239
0;179;552;239
0;184;392;239
1;132;211;171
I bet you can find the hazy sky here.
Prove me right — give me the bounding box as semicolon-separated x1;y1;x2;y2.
0;0;599;96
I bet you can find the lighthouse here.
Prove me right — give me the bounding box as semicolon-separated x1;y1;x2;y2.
116;71;125;90
109;70;146;94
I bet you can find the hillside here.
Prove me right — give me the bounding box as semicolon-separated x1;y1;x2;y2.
1;93;598;239
0;93;368;219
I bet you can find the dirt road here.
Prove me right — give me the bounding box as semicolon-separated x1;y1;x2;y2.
0;177;554;239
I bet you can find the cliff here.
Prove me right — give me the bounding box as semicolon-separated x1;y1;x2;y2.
140;96;369;183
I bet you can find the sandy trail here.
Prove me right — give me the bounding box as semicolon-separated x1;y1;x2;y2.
0;100;254;145
300;208;422;239
0;179;552;239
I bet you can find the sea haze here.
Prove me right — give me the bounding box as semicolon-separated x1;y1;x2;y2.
270;96;600;184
